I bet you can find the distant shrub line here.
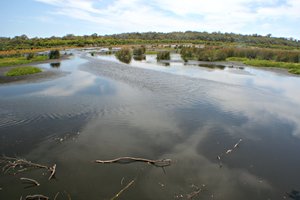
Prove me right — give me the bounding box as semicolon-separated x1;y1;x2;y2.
180;47;300;63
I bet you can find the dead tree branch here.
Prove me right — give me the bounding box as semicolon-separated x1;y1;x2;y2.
217;139;243;168
20;177;40;187
95;157;171;167
111;180;135;200
0;156;56;180
25;194;49;200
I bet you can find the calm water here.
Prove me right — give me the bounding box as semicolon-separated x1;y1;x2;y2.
1;51;300;199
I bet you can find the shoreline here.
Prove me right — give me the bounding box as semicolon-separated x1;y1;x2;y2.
0;55;70;84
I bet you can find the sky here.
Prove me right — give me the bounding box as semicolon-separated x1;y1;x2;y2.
0;0;299;39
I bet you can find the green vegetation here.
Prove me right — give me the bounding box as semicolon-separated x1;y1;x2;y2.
180;47;300;63
145;51;158;55
1;32;299;52
0;55;47;67
133;46;146;60
49;50;60;59
226;57;300;74
157;51;170;61
226;57;249;62
5;66;42;76
115;48;132;64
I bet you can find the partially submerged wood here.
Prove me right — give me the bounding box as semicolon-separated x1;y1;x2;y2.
217;139;243;168
20;177;40;187
25;194;49;200
0;156;56;180
95;157;171;167
111;179;135;200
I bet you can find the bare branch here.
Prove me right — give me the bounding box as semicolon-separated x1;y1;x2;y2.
0;157;56;180
111;180;135;200
95;157;171;167
25;194;49;200
20;177;40;187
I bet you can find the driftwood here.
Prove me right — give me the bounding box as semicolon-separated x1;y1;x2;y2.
186;184;206;199
217;139;243;167
20;177;40;187
53;192;60;200
0;156;56;180
95;157;171;167
111;180;135;200
25;194;49;200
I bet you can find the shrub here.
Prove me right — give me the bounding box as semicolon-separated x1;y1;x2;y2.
157;51;170;61
133;46;146;56
26;53;34;60
115;48;132;64
49;50;60;59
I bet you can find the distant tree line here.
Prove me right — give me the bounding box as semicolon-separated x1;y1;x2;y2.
1;31;300;51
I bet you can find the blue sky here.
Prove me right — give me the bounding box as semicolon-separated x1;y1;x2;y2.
1;0;299;39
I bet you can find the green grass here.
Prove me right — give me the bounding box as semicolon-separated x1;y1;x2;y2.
227;57;300;75
5;66;42;76
145;51;158;54
226;57;249;62
0;56;48;67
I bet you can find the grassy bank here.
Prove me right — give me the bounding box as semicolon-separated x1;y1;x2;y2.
0;55;48;67
227;57;300;74
5;66;42;76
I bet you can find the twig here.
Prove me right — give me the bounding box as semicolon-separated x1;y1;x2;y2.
54;192;60;200
0;157;56;180
20;177;40;187
95;157;171;167
49;164;56;180
217;139;242;167
111;180;135;200
187;184;206;199
120;177;125;185
25;194;49;200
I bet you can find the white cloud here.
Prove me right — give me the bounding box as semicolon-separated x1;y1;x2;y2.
35;0;300;38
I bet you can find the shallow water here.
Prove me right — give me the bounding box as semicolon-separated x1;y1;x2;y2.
0;51;300;199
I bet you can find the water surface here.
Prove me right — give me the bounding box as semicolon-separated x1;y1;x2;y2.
0;51;300;199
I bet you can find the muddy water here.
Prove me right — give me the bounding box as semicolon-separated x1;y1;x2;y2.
0;51;300;199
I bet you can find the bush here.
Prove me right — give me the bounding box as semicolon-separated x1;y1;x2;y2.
26;53;34;60
49;50;60;59
133;46;146;56
157;51;170;61
115;48;132;64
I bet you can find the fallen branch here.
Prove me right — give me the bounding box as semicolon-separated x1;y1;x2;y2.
53;192;60;200
111;180;135;200
20;177;40;187
0;156;56;180
25;194;49;200
217;139;242;168
95;157;171;167
49;164;56;180
187;184;206;199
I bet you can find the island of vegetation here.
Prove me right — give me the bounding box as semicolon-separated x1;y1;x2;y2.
0;31;300;74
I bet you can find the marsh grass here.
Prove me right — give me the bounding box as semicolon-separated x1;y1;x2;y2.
5;66;42;76
0;56;47;67
227;57;300;75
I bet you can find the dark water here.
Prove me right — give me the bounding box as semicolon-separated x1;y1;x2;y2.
1;51;300;200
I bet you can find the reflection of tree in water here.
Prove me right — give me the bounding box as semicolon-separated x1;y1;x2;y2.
287;190;300;200
50;62;61;68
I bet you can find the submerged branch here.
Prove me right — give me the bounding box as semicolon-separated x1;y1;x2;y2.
95;157;171;167
20;177;40;187
111;180;135;200
217;139;243;167
25;194;49;200
0;156;56;180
